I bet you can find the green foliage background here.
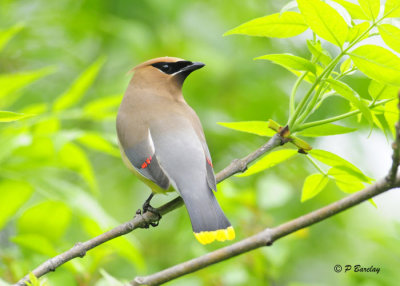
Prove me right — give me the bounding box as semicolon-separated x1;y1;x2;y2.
1;0;400;285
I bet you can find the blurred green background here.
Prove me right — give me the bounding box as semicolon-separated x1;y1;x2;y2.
1;0;399;285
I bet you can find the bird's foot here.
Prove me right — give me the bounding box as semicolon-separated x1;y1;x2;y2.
143;204;162;227
142;197;152;213
135;196;162;228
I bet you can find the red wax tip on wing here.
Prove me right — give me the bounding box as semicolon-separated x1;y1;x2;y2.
206;158;213;168
141;156;153;169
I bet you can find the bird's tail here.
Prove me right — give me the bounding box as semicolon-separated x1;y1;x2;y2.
179;183;235;245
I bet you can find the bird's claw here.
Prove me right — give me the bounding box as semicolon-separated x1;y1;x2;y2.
143;205;162;227
136;204;162;229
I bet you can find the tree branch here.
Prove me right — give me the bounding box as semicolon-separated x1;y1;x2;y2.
386;91;400;185
15;134;284;286
131;174;400;285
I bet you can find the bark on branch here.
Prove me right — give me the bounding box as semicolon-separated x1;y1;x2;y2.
386;92;400;184
15;134;284;286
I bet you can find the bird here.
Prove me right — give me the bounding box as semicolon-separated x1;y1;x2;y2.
116;57;235;244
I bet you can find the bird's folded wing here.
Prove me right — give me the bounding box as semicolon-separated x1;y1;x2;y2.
122;129;170;190
203;145;217;191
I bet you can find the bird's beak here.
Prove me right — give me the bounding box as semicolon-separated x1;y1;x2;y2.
180;62;205;73
173;61;205;84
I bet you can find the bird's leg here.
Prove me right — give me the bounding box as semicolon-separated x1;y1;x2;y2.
142;193;154;212
138;193;162;227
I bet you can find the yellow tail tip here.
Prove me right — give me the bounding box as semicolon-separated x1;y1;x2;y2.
194;226;235;245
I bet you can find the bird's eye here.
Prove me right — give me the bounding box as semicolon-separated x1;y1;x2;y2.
151;62;176;74
161;64;172;73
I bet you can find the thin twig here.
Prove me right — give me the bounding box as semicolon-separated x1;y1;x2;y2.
15;134;284;286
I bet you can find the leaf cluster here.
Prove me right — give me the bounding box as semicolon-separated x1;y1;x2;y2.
223;0;400;202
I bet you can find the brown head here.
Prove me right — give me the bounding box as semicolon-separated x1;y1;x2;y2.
129;57;205;95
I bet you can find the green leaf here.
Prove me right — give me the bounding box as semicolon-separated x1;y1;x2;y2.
0;67;55;101
27;273;40;286
349;45;400;86
0;111;33;122
34;118;60;136
301;173;329;202
289;68;321;85
224;12;308;38
325;78;359;101
346;22;370;43
11;234;57;257
384;99;398;137
368;80;399;100
309;149;372;183
384;0;400;18
332;0;368;20
340;58;352;73
30;137;56;160
84;94;122;120
0;23;24;52
359;0;380;20
373;112;391;139
368;198;377;208
334;164;373;183
328;167;366;193
59;143;98;193
297;0;348;46
77;133;120;157
25;273;46;286
326;78;373;126
17;201;72;240
379;24;400;54
218;121;275;137
255;53;316;74
307;40;332;66
237;149;298;177
21;103;48;115
297;123;357;137
0;180;33;230
53;56;106;111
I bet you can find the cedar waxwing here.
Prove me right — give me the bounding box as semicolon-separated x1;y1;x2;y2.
116;57;235;244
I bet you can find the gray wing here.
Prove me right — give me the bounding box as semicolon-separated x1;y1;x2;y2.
119;129;170;190
182;105;217;191
203;143;217;191
149;116;210;192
